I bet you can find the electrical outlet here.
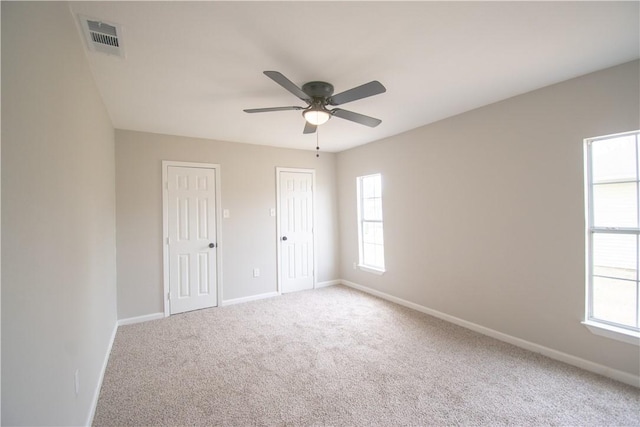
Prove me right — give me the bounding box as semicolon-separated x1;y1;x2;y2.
353;262;357;270
270;208;276;217
74;370;80;396
253;268;260;278
223;209;230;218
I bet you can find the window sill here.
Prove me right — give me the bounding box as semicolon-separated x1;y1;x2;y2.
582;320;640;346
358;265;385;276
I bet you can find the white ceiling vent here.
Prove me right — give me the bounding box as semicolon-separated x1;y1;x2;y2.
79;15;125;58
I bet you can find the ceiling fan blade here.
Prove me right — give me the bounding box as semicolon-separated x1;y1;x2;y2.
264;71;311;103
243;106;304;113
303;121;317;134
328;81;386;106
331;108;382;127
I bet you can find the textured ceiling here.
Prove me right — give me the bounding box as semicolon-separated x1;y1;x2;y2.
69;1;640;152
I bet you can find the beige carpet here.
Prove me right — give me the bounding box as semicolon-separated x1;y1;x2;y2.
94;285;639;426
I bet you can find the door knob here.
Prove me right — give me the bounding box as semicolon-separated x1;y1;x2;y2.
282;236;288;241
209;243;216;248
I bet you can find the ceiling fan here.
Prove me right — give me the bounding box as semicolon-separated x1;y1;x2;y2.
244;71;386;134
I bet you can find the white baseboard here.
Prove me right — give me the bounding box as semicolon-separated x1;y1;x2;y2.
316;280;341;288
86;321;118;426
118;312;165;326
221;291;279;306
340;279;640;388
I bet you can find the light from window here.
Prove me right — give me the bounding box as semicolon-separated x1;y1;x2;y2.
357;173;385;272
585;130;640;334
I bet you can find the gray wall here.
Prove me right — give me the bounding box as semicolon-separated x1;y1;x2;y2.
1;2;117;425
115;130;339;319
337;60;640;377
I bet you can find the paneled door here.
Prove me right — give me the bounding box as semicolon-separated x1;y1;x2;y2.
167;166;218;314
278;169;315;293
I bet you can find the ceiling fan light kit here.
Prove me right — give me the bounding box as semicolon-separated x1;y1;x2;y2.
244;71;386;134
303;108;331;126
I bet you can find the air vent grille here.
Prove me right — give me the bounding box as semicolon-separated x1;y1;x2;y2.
88;20;119;47
91;31;119;48
79;15;124;58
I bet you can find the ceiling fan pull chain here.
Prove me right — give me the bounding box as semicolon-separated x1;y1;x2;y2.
316;127;320;158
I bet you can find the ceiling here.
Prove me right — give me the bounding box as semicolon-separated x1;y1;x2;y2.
69;1;640;153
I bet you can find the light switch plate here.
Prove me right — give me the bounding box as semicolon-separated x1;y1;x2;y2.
223;209;230;218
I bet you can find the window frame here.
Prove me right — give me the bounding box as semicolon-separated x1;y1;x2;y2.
356;173;385;274
583;130;640;345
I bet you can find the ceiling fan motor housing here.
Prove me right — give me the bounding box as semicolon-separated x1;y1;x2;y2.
302;81;334;100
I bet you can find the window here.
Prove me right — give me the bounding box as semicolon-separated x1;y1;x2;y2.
357;173;385;273
585;130;640;341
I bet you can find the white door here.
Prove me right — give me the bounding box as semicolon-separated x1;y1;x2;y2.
167;166;218;314
278;170;315;293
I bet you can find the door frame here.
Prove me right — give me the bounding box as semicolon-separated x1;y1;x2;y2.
162;160;223;317
275;167;317;294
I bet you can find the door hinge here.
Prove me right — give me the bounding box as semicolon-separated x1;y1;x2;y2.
166;237;170;245
165;181;169;190
167;292;171;300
